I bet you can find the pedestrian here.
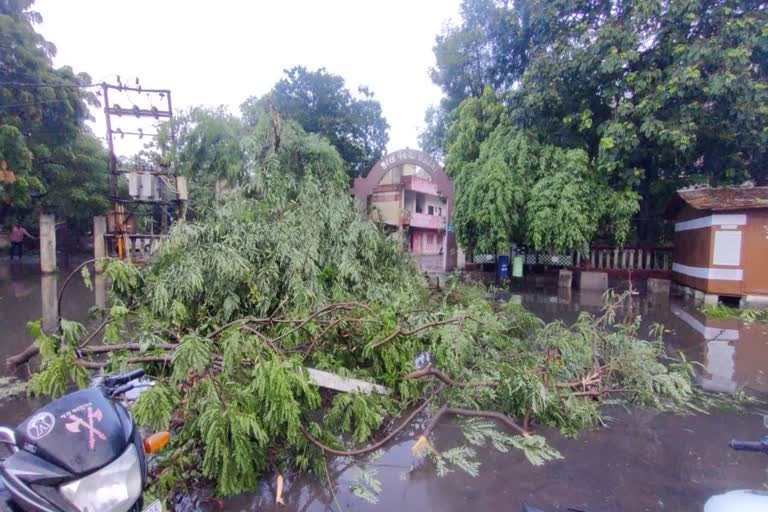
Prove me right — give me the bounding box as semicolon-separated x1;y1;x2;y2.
8;221;36;260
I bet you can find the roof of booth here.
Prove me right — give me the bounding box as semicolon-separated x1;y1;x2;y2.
669;185;768;213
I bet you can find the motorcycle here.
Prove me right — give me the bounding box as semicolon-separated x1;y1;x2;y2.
0;368;168;512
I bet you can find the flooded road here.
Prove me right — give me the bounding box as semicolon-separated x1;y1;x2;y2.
0;261;766;511
0;258;96;421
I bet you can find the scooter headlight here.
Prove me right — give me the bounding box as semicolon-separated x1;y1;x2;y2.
59;445;142;512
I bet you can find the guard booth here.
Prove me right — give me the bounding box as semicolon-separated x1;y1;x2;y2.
667;186;768;307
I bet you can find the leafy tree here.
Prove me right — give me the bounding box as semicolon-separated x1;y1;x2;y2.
0;0;108;230
432;0;768;244
154;106;247;207
42;130;110;232
241;66;390;180
446;87;639;252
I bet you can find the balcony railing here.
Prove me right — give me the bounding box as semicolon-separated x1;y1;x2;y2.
401;175;438;196
407;212;446;230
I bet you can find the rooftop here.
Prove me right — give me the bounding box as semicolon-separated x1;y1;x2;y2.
676;185;768;211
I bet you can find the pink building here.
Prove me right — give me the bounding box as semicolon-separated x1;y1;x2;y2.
352;149;457;272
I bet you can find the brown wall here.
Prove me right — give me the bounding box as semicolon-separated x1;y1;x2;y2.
743;209;768;295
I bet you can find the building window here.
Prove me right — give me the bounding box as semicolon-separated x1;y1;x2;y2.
427;234;435;245
428;205;434;215
438;207;442;216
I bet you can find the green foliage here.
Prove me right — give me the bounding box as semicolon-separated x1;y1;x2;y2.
445;85;641;252
350;467;382;504
27;318;90;398
324;392;390;444
131;384;179;431
0;1;108;230
242;66;390;180
701;304;768;323
433;0;768;245
154;106;246;208
170;334;211;384
431;445;481;477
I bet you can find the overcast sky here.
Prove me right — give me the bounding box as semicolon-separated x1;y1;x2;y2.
35;0;461;156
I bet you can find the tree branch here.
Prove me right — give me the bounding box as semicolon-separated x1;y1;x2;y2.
371;316;482;350
300;396;432;457
421;405;530;439
77;355;172;369
404;363;497;388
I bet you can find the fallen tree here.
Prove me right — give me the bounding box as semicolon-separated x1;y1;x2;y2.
16;124;712;502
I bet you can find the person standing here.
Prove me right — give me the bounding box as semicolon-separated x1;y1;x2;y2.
9;222;36;260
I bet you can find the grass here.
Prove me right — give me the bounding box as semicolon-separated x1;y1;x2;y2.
700;304;768;323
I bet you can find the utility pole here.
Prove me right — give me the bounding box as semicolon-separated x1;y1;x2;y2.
100;78;186;262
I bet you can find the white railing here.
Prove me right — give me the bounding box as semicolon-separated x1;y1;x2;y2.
576;246;672;271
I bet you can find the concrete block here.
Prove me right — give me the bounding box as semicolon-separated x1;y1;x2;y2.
580;271;608;291
558;269;573;288
647;278;671;295
693;289;705;303
39;214;57;273
703;293;719;306
741;295;768;309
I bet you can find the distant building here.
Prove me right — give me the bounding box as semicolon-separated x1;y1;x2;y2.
668;185;768;307
352;149;458;272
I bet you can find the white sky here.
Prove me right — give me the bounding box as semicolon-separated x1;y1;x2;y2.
35;0;460;157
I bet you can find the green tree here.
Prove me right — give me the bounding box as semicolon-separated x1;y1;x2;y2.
432;0;768;244
155;106;247;207
241;66;390;180
0;0;108;230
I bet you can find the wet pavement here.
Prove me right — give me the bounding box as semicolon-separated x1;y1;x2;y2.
0;260;766;511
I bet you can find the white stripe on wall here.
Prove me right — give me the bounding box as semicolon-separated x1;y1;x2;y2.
674;214;746;232
672;263;743;281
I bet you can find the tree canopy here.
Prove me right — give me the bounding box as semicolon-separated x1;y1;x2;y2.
0;0;108;231
429;0;768;249
241;66;390;180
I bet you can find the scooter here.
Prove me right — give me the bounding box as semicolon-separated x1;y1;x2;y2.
703;436;768;512
0;368;168;512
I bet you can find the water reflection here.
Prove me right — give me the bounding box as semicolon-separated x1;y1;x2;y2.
0;259;96;421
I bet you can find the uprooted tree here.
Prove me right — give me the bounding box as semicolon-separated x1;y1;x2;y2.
14;124;712;501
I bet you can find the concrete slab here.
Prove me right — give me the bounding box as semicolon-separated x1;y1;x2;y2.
580;271;608;291
741;295;768;309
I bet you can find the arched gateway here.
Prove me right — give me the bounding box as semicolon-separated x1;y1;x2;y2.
352;149;457;272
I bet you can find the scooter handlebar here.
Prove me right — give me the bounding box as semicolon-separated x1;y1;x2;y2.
103;368;145;388
730;439;768;452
